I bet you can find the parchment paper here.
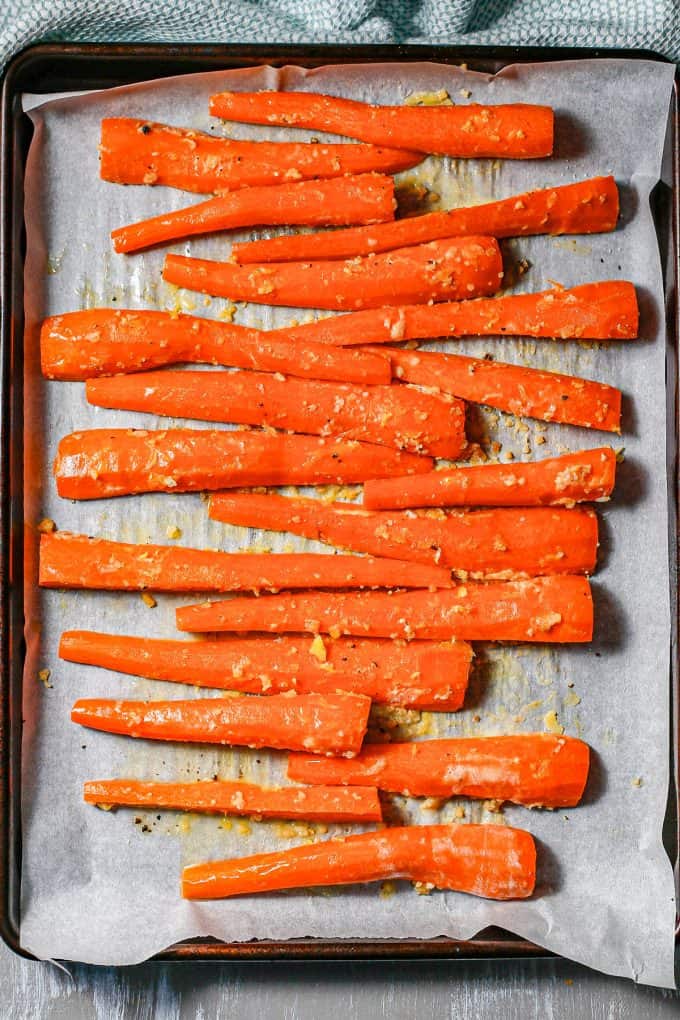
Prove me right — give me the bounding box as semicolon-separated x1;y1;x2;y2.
19;58;677;984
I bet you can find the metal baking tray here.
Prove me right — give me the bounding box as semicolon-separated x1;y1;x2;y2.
1;42;677;964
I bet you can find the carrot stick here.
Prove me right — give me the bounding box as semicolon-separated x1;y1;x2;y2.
234;176;619;264
85;370;466;458
268;281;639;345
112;173;396;254
175;575;594;643
39;533;453;592
385;347;622;433
181;823;537;901
100;118;423;194
209;91;554;160
363;447;617;511
53;429;432;500
288;733;590;808
71;691;371;756
162;237;504;310
209;493;599;577
84;778;383;823
40;308;391;385
60;630;473;710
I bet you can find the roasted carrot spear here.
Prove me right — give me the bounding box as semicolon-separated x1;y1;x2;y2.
39;533;453;592
84;778;383;823
209;91;554;159
288;733;590;808
234;176;619;264
176;575;594;643
182;823;537;901
71;692;371;756
100;118;423;194
54;429;432;499
208;493;599;577
40;308;391;385
112;173;396;254
60;630;473;710
162;237;503;310
266;281;639;345
363;447;617;511
385;347;622;433
85;370;466;458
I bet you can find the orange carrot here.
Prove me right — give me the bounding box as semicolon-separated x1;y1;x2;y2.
363;447;617;511
209;493;599;577
40;309;391;385
209;91;554;159
234;176;619;263
100;118;423;194
53;429;432;499
162;237;503;310
39;533;452;592
60;630;473;710
182;823;537;900
84;778;383;823
384;347;622;433
111;173;396;254
85;370;466;458
176;575;594;643
268;281;640;345
288;733;590;808
71;691;371;756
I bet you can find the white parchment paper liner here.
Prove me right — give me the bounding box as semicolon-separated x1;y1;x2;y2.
18;58;677;983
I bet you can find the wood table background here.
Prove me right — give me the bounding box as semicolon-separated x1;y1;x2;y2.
2;941;679;1017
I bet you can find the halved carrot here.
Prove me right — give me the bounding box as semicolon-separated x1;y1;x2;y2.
209;91;554;159
39;533;453;592
385;347;621;433
288;733;590;808
274;281;639;345
60;630;473;710
234;176;619;264
85;370;466;458
112;173;396;254
100;118;423;194
84;778;383;823
162;237;504;310
54;429;432;499
363;447;617;511
176;575;594;643
208;493;599;577
40;309;392;385
71;691;371;756
182;823;537;900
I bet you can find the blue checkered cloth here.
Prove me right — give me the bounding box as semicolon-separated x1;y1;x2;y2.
2;0;679;68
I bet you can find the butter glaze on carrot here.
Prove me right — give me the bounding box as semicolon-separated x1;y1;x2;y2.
84;778;383;823
40;308;391;385
85;370;467;458
100;118;423;194
288;733;590;808
112;173;396;253
40;533;453;592
175;575;594;643
363;448;617;510
233;176;619;263
209;91;554;159
54;429;433;499
72;692;371;757
60;630;473;710
208;493;599;577
181;823;537;901
162;236;504;310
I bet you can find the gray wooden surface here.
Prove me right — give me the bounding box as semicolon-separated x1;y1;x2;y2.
2;940;680;1018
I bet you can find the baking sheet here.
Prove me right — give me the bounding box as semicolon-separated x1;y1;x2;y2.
18;57;677;984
